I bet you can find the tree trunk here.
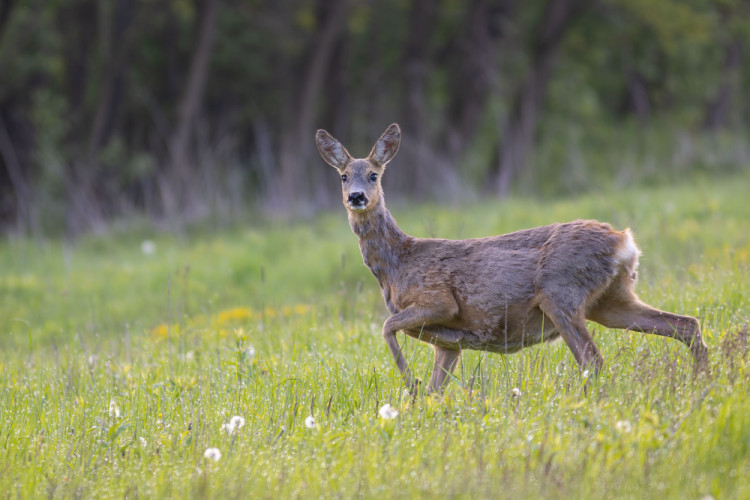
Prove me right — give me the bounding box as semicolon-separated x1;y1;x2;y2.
88;0;136;161
702;39;743;130
443;0;514;164
0;113;30;231
166;0;220;213
398;0;437;195
495;0;591;196
0;0;15;42
275;0;348;210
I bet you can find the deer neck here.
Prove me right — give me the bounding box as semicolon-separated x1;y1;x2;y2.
348;199;410;287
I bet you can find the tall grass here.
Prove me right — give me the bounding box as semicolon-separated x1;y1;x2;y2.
1;172;749;498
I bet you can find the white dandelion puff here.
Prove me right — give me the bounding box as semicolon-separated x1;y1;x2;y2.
615;420;632;433
511;387;522;397
203;447;222;461
230;416;245;429
140;240;156;255
109;400;121;418
305;416;316;429
582;369;590;379
378;403;399;420
139;437;147;447
222;416;245;435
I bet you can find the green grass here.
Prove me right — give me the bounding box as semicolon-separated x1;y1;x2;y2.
1;173;749;498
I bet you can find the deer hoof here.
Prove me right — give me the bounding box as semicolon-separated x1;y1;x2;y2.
407;377;422;395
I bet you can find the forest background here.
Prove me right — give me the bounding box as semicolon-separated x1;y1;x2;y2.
0;0;748;235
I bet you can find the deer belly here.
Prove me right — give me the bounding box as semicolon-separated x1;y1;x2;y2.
459;308;559;353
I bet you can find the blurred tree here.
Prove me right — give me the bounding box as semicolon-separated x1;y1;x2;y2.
165;0;219;215
494;0;593;196
0;0;747;234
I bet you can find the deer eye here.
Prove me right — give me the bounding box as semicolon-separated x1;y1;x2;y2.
341;174;348;183
369;173;378;182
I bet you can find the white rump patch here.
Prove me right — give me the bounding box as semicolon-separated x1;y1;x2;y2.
615;228;641;265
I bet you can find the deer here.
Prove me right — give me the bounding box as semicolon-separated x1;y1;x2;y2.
315;123;709;393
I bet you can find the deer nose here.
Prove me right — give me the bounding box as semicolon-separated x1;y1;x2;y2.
348;191;367;206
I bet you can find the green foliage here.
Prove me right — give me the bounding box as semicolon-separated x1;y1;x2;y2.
1;174;749;497
2;0;748;233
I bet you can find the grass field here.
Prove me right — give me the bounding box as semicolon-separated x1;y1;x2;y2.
1;172;749;498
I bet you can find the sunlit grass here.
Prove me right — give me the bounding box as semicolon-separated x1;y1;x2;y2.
1;173;749;498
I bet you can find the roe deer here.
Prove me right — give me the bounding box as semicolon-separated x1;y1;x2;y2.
315;123;709;393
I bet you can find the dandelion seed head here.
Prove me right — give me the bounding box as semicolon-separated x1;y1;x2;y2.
511;387;522;397
109;400;120;418
140;240;156;255
582;369;590;379
230;416;245;429
139;437;147;447
615;420;632;433
305;416;316;429
378;403;399;420
222;422;236;435
203;447;221;461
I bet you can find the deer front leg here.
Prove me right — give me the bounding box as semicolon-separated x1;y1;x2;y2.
382;301;459;392
428;346;461;393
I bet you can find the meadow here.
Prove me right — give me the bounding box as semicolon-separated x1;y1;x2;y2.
1;172;749;498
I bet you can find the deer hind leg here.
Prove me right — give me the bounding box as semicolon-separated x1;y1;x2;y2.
428;346;461;394
588;295;708;369
539;301;604;374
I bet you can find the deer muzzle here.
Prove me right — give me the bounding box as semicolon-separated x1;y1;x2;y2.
347;191;368;210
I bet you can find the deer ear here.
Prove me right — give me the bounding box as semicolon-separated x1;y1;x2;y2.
368;123;400;166
316;129;352;170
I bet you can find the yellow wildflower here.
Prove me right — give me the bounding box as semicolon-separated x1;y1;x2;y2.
217;307;255;324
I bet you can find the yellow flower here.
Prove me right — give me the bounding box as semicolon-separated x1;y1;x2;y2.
263;306;277;319
217;307;255;324
150;323;170;339
294;304;311;315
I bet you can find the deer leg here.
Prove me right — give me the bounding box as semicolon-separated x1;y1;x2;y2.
428;346;461;393
382;302;459;392
588;299;708;370
540;303;604;375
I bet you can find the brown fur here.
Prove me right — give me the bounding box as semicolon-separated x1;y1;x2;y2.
316;123;709;392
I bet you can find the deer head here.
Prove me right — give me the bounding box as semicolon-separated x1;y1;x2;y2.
316;124;401;212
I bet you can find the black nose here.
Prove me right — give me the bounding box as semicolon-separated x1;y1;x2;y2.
348;191;367;205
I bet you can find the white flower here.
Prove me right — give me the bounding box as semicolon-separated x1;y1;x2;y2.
230;416;245;429
582;369;590;379
378;403;399;420
203;447;221;461
109;400;121;418
222;416;245;435
139;437;147;447
140;240;156;255
511;387;522;397
305;416;316;429
615;420;632;433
